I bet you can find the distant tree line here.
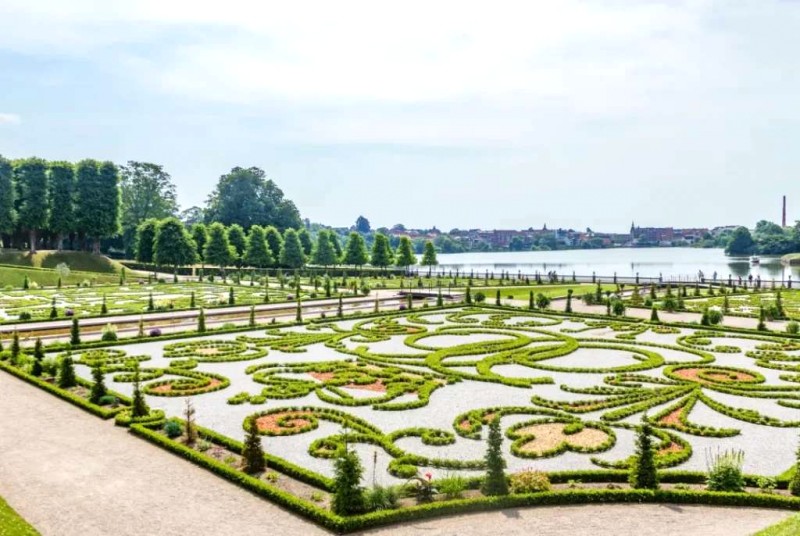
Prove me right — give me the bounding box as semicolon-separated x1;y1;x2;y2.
725;220;800;256
0;155;120;253
0;155;304;257
135;220;437;274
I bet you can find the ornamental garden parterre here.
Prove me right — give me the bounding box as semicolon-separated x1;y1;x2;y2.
6;303;800;530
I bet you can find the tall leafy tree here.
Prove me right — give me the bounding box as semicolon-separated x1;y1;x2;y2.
135;219;158;263
180;206;205;226
264;225;283;265
154;217;198;273
355;215;371;234
370;233;393;270
243;225;273;268
120;161;178;255
329;232;343;262
394;236;417;269
48;161;75;251
725;226;755;255
311;229;337;267
204;166;301;230
14;157;49;253
75;160;121;253
0;155;16;247
342;232;368;267
421;240;438;275
279;228;306;268
74;159;98;244
191;223;208;263
227;223;247;265
204;222;235;273
298;228;313;256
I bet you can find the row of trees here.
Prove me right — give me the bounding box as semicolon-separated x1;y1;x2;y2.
135;219;440;273
0;155;304;256
725;220;800;256
0;156;120;252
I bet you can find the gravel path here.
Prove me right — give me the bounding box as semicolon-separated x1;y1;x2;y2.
0;372;791;536
359;503;790;536
0;372;328;536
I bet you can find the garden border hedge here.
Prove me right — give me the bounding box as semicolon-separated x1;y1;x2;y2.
0;359;128;419
7;302;800;531
121;424;800;534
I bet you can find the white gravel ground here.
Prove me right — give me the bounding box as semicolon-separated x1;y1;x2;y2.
60;307;800;483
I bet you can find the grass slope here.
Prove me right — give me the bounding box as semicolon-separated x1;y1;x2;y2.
0;251;124;273
755;514;800;535
0;266;121;288
0;497;39;536
0;251;130;287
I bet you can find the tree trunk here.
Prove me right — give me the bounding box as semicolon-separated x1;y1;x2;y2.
29;229;37;254
93;238;101;254
56;232;64;252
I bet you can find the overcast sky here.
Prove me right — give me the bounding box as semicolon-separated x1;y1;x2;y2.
1;1;798;232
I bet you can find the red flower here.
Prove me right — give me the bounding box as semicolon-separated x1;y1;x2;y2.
425;472;432;480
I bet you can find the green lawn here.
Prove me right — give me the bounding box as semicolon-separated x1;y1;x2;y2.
754;514;800;536
0;265;122;288
480;283;617;301
0;281;317;323
0;497;39;536
0;250;125;273
0;251;132;288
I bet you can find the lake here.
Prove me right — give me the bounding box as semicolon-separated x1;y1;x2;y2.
431;248;796;282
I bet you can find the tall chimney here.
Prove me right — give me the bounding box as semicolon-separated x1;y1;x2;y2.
783;195;787;227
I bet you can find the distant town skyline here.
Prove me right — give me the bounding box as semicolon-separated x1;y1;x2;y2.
1;1;799;231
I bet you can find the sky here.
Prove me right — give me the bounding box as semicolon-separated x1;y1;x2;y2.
1;0;799;233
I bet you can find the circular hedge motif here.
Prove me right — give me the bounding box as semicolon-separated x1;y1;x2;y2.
77;348;142;366
357;318;425;336
163;340;266;362
143;371;229;396
666;365;764;386
506;419;615;459
249;410;319;436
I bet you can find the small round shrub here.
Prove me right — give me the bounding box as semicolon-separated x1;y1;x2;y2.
474;292;486;303
509;470;551;494
101;324;118;342
19;312;32;321
164;420;182;438
706;449;744;492
98;395;118;406
764;304;782;321
787;321;799;334
707;309;723;325
149;328;162;337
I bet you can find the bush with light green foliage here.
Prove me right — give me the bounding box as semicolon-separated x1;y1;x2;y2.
437;473;468;499
509;469;551;494
706;449;745;492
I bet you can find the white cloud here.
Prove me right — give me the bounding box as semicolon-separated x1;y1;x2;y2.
1;0;799;149
0;1;715;106
0;113;21;125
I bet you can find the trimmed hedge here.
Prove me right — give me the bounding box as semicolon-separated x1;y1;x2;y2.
128;423;344;530
0;359;128;419
122;425;800;533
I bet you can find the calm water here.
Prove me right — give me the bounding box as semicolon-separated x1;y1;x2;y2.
432;248;796;281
